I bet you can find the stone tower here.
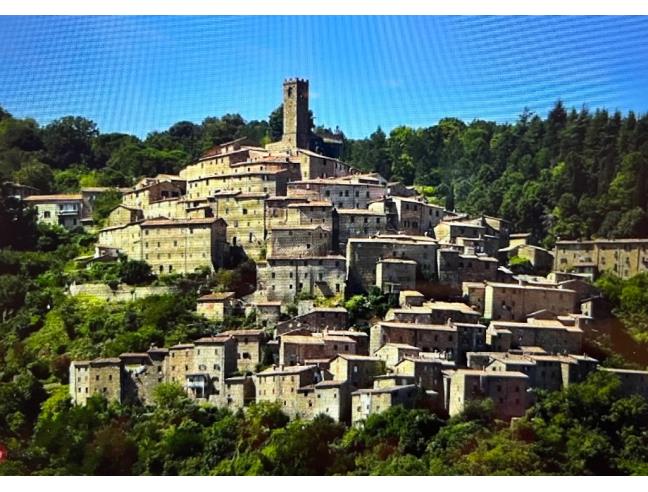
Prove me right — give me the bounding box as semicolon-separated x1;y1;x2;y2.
282;78;310;149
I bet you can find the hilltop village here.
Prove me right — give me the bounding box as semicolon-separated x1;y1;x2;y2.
15;79;648;425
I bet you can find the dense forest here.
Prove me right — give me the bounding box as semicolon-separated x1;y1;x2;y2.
3;369;648;475
1;101;648;246
1;101;648;475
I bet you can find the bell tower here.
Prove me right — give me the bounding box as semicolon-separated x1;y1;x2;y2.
282;78;310;149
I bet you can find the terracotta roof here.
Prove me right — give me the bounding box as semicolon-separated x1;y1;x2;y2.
256;365;318;376
198;292;235;302
352;384;418;395
270;224;328;231
336;208;386;215
90;357;121;365
24;194;82;201
378;342;421;351
601;367;648;375
379;321;457;332
219;329;265;337
194;335;233;344
311;307;347;313
452;369;529;379
119;352;150;358
286;200;333;208
334;354;380;361
169;343;195;350
266;255;345;261
141;217;220;227
315;380;346;388
378;258;417;265
556;238;648;245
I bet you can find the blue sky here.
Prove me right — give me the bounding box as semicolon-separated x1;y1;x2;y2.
1;16;647;139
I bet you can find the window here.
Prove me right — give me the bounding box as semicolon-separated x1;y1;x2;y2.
44;211;51;218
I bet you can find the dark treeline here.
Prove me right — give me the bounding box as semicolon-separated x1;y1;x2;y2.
2;101;647;246
2;372;648;475
341;104;648;247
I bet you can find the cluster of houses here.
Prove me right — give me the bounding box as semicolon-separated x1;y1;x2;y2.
69;286;648;424
11;78;648;423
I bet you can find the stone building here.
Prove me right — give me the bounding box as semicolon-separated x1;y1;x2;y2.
275;307;348;335
394;357;454;406
385;301;481;325
188;335;238;404
223;375;256;410
499;243;554;273
295;379;352;423
122;175;185;210
481;281;578;321
375;258;417;293
209;192;267;261
256;255;346;302
69;358;122;405
196;292;236;321
324;330;370;356
600;368;648;399
374;343;422;369
3;181;39;200
388;196;445;236
266;198;334;232
278;332;357;366
247;301;282;328
106;204;144;227
399;290;426;307
140;218;228;274
437;248;499;288
24;194;85;230
462;281;487;312
287;178;386;210
98;217;228;274
445;369;528;420
268;225;331;258
119;350;167;405
274;78;311;151
335;208;389;251
371;320;487;365
554;238;648;279
166;343;196;385
351;384;420;424
254;364;329;419
329;354;386;389
220;329;268;373
486;315;584;354
434;220;486;245
346;235;438;294
469;351;598;392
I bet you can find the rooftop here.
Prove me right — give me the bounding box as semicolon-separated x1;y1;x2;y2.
256;364;318;376
352;384;418;395
194;335;233;344
24;194;83;202
453;369;529;379
378;342;422;351
334;354;381;362
378;258;417;265
197;292;235;302
141;217;221;227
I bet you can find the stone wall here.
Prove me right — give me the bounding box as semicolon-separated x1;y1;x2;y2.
69;283;175;302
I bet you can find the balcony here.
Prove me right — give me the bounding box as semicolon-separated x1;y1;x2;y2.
57;205;79;216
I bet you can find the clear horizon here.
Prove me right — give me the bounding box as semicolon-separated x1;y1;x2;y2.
1;16;648;139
